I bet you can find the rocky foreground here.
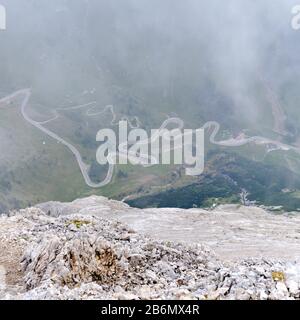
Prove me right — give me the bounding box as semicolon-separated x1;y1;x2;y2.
0;196;300;300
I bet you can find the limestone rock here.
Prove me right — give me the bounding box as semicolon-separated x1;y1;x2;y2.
0;196;300;300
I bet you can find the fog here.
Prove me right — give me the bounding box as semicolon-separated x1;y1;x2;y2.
1;0;300;211
0;0;299;127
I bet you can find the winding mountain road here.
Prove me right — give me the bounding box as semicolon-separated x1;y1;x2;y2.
1;89;299;188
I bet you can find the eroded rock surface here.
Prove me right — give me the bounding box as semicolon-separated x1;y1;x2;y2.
0;196;300;300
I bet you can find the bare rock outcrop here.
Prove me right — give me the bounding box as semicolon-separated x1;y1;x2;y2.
0;196;300;300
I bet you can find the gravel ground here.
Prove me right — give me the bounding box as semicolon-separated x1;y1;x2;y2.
0;197;299;300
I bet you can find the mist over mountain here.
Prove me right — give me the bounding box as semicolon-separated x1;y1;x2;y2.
1;0;298;119
1;0;300;211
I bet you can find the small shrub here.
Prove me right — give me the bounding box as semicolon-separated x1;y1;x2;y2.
271;271;285;282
